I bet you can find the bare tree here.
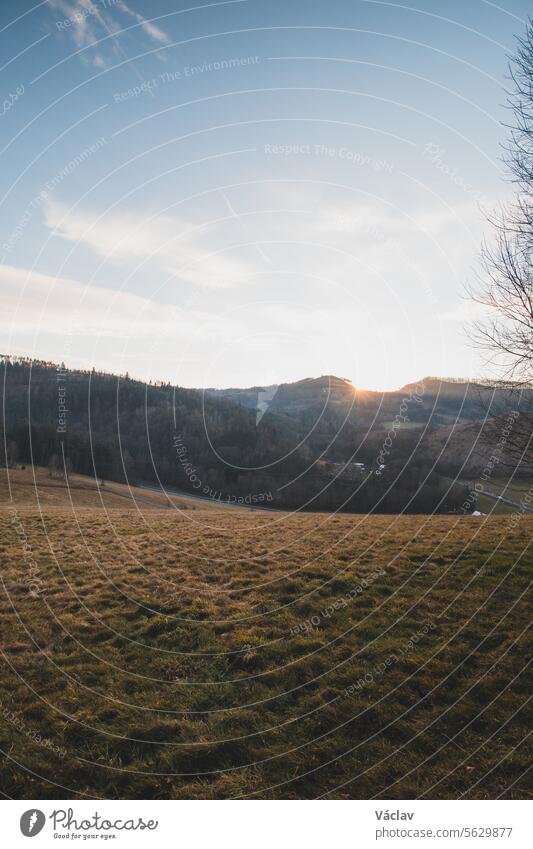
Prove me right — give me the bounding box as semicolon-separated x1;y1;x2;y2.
469;20;533;468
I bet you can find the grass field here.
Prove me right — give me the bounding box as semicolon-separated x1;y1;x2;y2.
482;477;533;504
0;469;530;799
0;467;220;512
474;494;518;516
460;476;533;516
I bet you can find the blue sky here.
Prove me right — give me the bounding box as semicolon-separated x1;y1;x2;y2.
0;0;530;389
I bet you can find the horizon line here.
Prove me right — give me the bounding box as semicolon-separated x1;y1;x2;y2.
0;353;496;395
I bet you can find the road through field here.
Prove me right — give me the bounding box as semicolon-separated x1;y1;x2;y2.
480;488;533;511
138;481;284;512
444;477;533;513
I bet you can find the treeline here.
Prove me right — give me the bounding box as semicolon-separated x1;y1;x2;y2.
1;358;467;513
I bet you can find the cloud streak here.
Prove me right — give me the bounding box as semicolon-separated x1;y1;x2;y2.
49;0;170;68
44;201;257;289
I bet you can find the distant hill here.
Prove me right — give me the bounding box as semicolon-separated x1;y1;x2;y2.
207;373;516;429
1;357;528;514
206;375;357;424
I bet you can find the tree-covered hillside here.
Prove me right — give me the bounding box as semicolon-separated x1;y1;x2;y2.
1;357;472;513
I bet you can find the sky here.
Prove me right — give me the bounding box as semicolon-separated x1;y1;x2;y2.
0;0;530;390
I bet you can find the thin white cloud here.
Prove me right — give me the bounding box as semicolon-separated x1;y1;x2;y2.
116;0;169;44
32;187;497;387
0;264;183;337
44;201;256;289
49;0;170;68
0;265;245;380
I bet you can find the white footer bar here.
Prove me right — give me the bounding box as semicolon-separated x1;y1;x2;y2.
4;799;529;848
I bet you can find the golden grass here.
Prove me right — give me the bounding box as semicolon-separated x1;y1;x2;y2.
0;467;221;512
0;470;530;799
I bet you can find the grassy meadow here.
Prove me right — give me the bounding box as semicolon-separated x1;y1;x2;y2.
0;469;530;799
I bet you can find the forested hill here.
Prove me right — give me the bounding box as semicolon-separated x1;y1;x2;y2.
1;356;474;513
207;374;516;428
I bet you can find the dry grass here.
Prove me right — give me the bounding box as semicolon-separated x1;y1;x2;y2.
0;470;530;799
0;467;221;512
